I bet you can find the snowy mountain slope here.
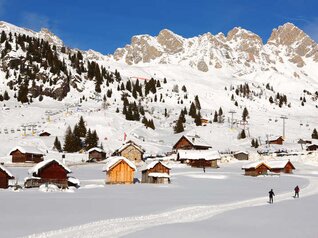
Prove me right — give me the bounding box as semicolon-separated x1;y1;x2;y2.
0;21;317;159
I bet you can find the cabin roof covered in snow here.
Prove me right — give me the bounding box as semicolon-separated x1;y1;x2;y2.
116;140;145;153
102;156;136;172
242;162;270;169
182;134;211;148
266;160;295;169
148;172;170;178
28;159;71;175
9;146;44;155
0;165;14;178
88;147;105;153
234;151;249;155
140;161;171;171
178;150;221;160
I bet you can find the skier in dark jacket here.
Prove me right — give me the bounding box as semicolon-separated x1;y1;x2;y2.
294;185;300;198
269;189;275;203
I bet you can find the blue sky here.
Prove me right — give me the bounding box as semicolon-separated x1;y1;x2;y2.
1;0;318;54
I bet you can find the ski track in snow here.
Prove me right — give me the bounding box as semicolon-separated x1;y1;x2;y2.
25;175;318;238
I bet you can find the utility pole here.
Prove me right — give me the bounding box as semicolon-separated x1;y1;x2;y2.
229;110;236;129
280;116;288;139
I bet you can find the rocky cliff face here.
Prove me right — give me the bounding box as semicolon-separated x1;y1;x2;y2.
112;23;318;75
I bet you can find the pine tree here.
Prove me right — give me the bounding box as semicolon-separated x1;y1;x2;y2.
3;90;9;100
240;129;246;139
63;126;74;152
189;102;196;118
54;136;62;152
269;96;274;104
255;139;259;148
312;128;318;139
77;116;87;137
242;107;249;121
213;111;218;122
194;111;202;126
174;114;184;134
194;95;201;110
251;139;255;147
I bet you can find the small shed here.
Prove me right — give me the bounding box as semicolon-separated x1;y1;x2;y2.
38;131;51;137
173;134;212;151
267;160;295;174
233;151;249;160
0;165;14;189
113;140;145;163
307;144;318;151
267;136;284;145
87;147;106;161
103;156;136;184
26;159;71;188
141;161;171;184
242;162;270;176
10;146;44;163
178;150;220;168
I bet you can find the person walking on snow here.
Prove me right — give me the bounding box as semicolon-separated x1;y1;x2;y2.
294;185;300;198
269;189;275;203
203;165;206;173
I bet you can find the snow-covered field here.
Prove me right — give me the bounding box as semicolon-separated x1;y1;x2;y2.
0;160;317;238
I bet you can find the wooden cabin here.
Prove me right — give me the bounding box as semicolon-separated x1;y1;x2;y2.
267;136;284;145
25;159;71;188
141;161;171;184
233;151;249;160
10;146;44;163
103;156;136;184
173;135;212;151
87;147;106;161
200;118;209;126
113;140;145;163
38;131;51;137
178;150;220;168
242;162;270;176
307;144;318;151
267;160;295;174
0;165;14;189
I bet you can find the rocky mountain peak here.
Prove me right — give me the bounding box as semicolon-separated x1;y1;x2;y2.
156;29;184;54
267;22;307;46
39;28;63;46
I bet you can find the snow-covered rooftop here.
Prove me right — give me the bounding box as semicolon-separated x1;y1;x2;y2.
9;146;44;155
117;140;145;153
0;164;14;178
242;162;269;169
234;151;249;155
148;172;170;178
102;156;136;172
28;159;72;175
183;134;211;148
178;150;221;161
140;161;171;172
266;160;295;169
87;147;105;153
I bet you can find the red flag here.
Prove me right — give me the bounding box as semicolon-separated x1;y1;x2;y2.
124;132;127;141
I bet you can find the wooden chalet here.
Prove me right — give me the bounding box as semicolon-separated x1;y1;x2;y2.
113;140;145;163
141;161;171;184
103;156;136;184
0;165;14;189
10;146;44;163
25;159;71;188
307;144;318;151
178;150;220;168
242;162;270;176
266;160;295;174
200;118;209;126
173;134;212;151
87;147;106;161
38;131;51;137
233;151;249;160
267;136;284;145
